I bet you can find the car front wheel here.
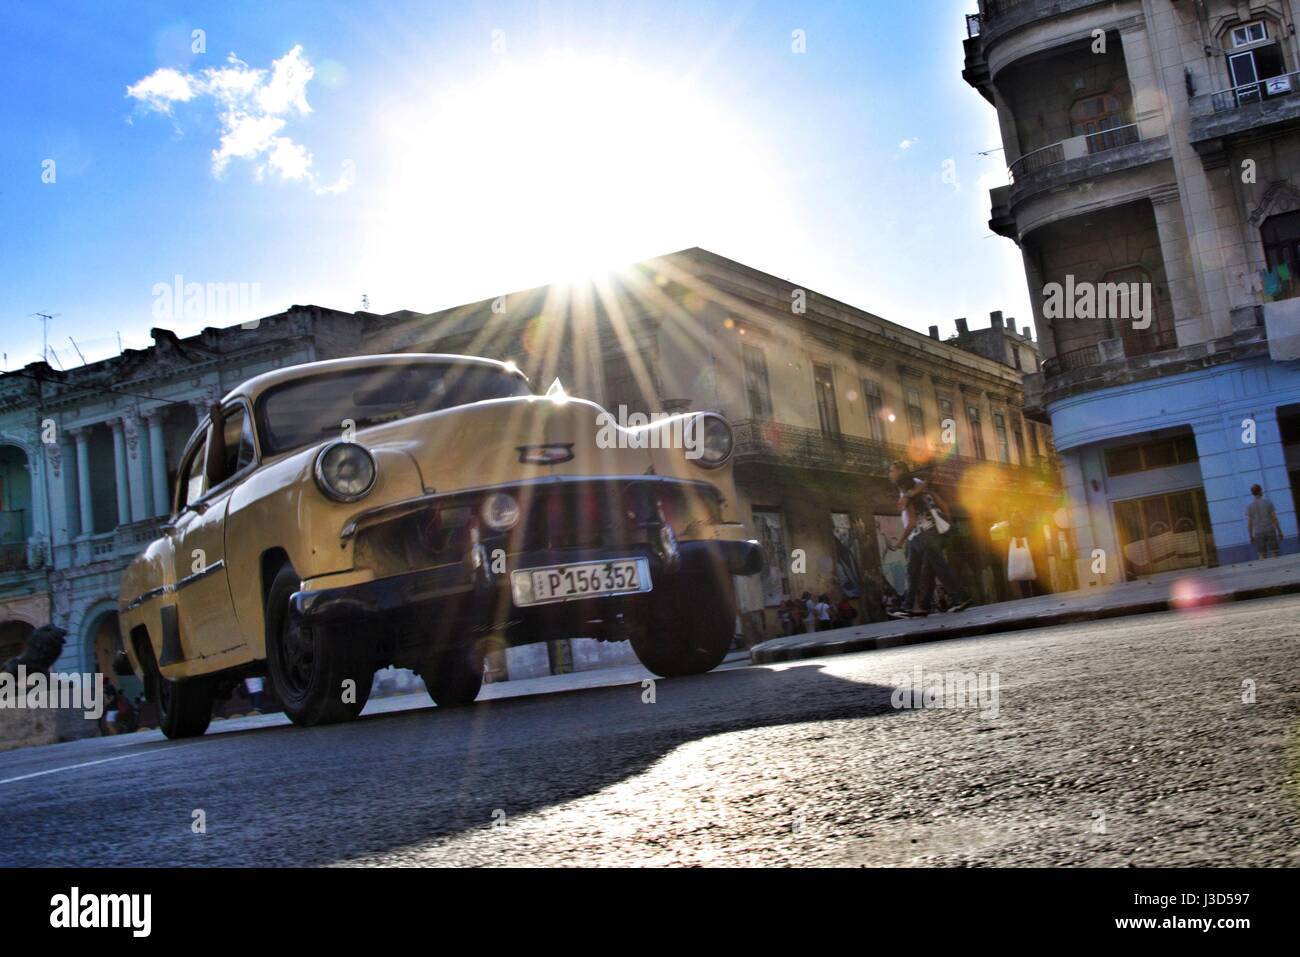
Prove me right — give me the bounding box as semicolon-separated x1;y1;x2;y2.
266;563;373;726
631;555;737;678
139;635;213;739
419;640;484;708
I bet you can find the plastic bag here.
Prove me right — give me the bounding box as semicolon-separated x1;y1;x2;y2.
1007;537;1037;582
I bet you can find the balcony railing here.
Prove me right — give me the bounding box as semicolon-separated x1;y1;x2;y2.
1041;343;1100;378
732;419;1054;488
1008;124;1140;183
1203;71;1300;113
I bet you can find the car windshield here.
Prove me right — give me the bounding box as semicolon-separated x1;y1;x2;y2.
257;363;532;454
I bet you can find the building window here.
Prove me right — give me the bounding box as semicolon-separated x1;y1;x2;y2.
862;378;884;441
1068;89;1131;152
1012;416;1027;465
1104;433;1199;477
966;404;987;460
992;411;1011;463
1231;21;1268;47
813;362;840;437
1113;489;1215;579
905;387;925;442
937;394;956;453
1223;21;1286;105
1261;211;1300;300
742;344;773;419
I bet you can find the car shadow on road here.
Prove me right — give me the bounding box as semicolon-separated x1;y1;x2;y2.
1;663;904;866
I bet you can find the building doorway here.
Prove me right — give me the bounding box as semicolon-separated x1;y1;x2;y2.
1112;488;1216;579
1279;404;1300;519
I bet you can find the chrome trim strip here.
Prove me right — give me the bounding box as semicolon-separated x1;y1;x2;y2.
339;474;724;539
122;558;226;611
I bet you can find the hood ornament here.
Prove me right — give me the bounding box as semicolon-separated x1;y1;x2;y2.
545;378;568;403
517;443;574;465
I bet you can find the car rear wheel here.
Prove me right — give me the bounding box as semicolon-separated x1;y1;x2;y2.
266;563;373;726
140;634;213;739
419;640;484;708
631;555;736;678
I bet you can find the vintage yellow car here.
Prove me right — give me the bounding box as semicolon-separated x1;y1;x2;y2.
117;354;763;738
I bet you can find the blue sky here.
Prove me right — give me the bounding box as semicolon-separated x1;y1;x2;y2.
0;0;1029;370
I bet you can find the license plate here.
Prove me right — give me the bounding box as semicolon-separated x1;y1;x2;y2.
510;559;652;607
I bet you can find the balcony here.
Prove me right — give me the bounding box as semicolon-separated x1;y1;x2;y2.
1006;125;1168;205
1039;324;1271;404
1191;71;1300;157
732;419;1054;489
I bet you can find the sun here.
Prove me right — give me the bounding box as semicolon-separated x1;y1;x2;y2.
364;53;785;306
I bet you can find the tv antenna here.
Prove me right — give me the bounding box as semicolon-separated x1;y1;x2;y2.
30;312;60;364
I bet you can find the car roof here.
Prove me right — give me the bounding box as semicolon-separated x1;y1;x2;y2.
223;353;529;405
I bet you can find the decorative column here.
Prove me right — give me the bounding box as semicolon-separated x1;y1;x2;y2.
70;427;94;537
146;411;169;517
123;413;150;522
110;418;131;528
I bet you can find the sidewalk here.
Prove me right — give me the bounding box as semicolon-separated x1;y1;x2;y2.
750;553;1300;665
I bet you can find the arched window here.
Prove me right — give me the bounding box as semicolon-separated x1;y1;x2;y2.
1261;210;1300;299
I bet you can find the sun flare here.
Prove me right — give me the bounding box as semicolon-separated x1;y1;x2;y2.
366;53;784;306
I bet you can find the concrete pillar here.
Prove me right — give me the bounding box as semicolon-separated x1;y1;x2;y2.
1151;190;1205;342
1192;406;1298;564
71;427;93;537
125;413;150;522
146;412;169;516
110;418;130;528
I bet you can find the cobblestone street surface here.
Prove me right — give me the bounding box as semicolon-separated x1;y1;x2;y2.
2;595;1297;867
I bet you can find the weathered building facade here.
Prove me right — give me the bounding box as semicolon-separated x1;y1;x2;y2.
964;0;1300;584
0;307;379;685
0;248;1057;689
375;248;1066;638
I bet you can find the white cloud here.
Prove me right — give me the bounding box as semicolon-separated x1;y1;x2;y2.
127;45;348;193
898;137;919;151
125;68;195;112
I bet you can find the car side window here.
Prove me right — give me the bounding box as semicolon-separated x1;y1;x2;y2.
177;428;210;512
218;404;256;481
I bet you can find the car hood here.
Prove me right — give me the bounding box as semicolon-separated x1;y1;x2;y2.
353;394;686;493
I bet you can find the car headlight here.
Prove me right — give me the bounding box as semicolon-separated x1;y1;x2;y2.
690;413;734;468
315;442;377;502
481;491;521;531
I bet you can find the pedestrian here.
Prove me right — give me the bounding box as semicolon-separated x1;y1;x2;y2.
815;594;833;631
1246;484;1283;559
801;591;817;633
887;460;971;618
243;675;265;712
1005;511;1043;599
833;593;858;628
778;599;795;636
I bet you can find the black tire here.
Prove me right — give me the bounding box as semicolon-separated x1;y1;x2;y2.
631;554;737;678
265;563;373;726
419;640;484;708
140;635;213;739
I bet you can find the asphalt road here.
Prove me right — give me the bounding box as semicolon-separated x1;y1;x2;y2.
2;594;1298;866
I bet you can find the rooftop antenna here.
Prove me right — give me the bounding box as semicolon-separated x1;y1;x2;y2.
362;293;370;311
31;312;60;364
68;336;87;366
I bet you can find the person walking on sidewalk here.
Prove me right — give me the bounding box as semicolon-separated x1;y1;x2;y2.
814;594;833;631
1247;484;1283;559
888;460;971;618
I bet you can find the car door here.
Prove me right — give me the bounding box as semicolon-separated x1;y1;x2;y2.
167;401;258;668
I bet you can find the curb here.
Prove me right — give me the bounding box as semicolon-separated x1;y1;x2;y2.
748;580;1300;665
